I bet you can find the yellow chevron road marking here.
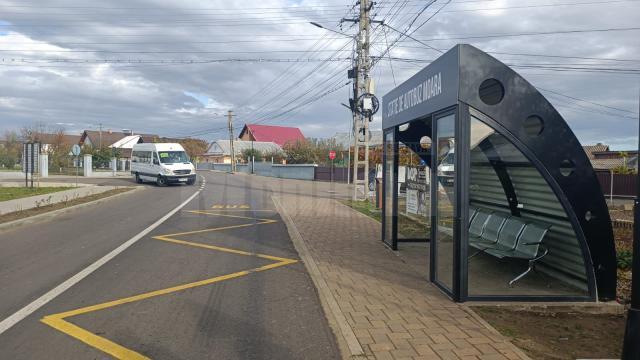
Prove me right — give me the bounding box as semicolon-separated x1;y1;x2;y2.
41;211;295;359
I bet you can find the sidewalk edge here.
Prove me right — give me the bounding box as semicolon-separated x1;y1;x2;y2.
272;195;366;359
0;186;143;231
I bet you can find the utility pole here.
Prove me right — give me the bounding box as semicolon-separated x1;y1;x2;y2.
99;123;103;148
344;0;373;201
227;110;236;173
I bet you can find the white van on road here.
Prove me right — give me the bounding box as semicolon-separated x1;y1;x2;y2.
131;143;196;186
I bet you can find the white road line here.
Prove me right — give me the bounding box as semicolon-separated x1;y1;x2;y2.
0;176;206;335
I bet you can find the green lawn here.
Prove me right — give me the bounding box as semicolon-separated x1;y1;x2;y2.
341;200;382;222
0;187;72;201
341;199;430;239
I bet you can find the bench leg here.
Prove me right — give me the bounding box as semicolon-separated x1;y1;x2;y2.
508;247;549;287
468;249;484;260
508;261;534;287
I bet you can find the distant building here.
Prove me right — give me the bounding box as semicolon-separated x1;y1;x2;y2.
79;130;157;149
238;124;305;147
202;140;281;163
32;133;82;152
583;143;638;171
109;135;145;158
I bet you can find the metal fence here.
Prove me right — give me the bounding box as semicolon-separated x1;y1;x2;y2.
314;166;364;183
197;162;316;180
595;170;637;197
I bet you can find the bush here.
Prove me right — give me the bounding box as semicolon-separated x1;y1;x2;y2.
618;249;633;270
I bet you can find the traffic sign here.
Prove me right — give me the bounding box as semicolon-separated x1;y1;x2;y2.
71;144;81;156
329;151;336;160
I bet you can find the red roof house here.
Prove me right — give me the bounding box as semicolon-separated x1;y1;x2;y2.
238;124;305;147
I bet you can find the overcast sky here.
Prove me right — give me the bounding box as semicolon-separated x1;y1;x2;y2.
0;0;638;149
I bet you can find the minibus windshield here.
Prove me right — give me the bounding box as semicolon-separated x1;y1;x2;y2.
158;151;190;164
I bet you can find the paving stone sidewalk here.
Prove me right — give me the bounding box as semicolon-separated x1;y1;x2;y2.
275;193;530;360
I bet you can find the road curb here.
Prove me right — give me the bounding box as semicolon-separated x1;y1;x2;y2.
0;186;143;231
272;195;365;359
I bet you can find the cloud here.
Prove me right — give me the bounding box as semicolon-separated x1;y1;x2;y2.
0;0;636;148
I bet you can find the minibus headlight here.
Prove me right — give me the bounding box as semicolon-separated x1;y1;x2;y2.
162;168;172;175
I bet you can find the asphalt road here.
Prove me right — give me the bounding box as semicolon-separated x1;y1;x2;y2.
0;171;340;359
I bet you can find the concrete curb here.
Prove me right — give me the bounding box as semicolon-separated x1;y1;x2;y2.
0;186;143;231
272;195;366;359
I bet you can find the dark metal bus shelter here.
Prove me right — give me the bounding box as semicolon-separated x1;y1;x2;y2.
381;44;617;302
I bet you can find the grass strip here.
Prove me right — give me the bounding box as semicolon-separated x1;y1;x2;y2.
0;187;133;224
0;187;73;201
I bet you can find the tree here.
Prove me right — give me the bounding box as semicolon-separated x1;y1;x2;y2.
263;149;286;164
177;138;208;160
284;139;317;164
47;128;71;170
20;122;47;142
241;148;262;162
82;147;120;168
151;137;208;162
0;130;20;169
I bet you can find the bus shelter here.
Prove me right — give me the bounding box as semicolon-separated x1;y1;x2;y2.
381;44;617;302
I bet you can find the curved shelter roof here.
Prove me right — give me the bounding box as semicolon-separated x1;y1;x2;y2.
382;44;616;301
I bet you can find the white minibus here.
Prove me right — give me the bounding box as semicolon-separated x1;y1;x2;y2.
131;143;196;186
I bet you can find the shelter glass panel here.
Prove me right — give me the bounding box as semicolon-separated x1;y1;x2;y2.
466;116;589;297
434;114;456;290
396;138;431;241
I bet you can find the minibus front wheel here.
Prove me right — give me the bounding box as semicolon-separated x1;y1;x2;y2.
156;175;168;187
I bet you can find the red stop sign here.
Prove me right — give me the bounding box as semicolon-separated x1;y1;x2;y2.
329;151;336;160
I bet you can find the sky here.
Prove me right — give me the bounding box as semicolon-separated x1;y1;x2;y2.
0;0;638;149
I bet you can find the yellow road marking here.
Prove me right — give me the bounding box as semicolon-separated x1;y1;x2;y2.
211;204;251;209
185;209;275;221
199;209;276;212
41;316;150;360
41;210;297;359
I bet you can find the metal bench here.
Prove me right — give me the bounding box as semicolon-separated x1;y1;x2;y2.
469;207;479;224
476;216;527;252
468;210;491;241
469;212;508;253
484;223;550;286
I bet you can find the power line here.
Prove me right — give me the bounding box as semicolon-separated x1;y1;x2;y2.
538;87;639;115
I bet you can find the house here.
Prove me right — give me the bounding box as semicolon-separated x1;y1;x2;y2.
202;140;281;163
79;130;157;149
30;133;82;152
583;143;638;171
238;124;305;147
109;135;144;158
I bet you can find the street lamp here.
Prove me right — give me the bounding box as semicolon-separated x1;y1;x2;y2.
309;22;355;39
622;91;640;360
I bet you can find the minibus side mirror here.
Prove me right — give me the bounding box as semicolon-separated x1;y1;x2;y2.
153;158;159;165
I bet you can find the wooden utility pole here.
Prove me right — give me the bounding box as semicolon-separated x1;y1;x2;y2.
227;110;236;173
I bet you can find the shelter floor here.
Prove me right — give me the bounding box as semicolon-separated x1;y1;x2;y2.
396;241;587;298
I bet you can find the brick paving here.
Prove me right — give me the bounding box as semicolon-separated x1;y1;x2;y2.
276;192;529;360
